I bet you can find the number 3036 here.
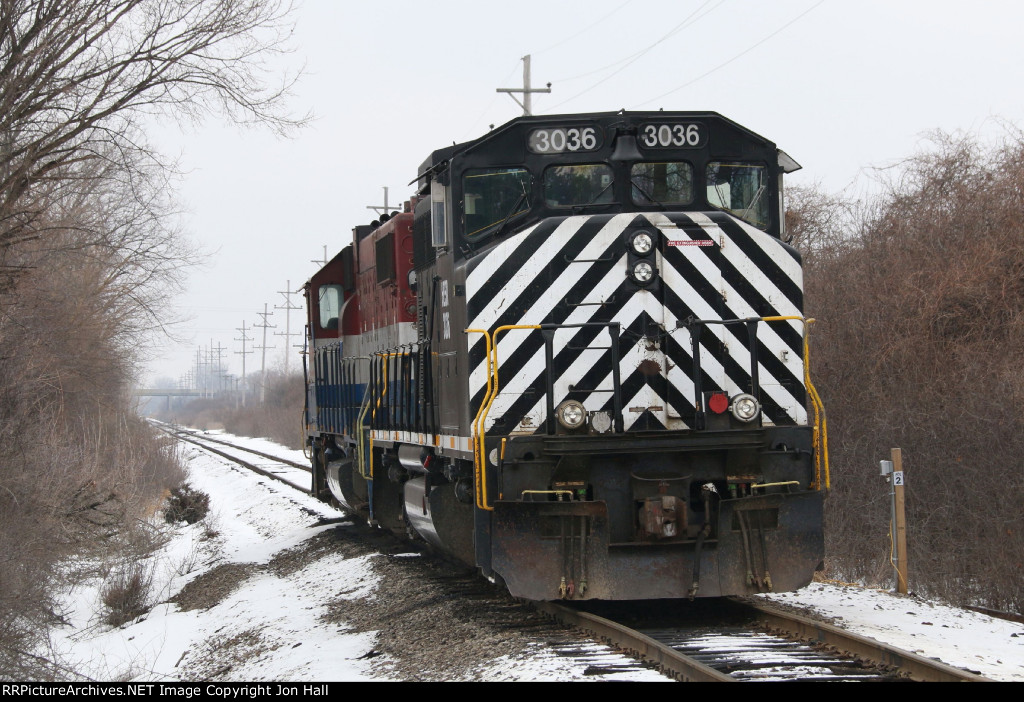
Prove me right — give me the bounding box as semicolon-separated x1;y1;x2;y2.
641;123;702;147
530;127;598;153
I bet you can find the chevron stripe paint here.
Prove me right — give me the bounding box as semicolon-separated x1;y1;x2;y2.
464;212;807;433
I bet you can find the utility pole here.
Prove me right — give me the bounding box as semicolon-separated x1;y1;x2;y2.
235;321;253;407
196;347;208;398
275;281;302;376
892;448;909;594
367;186;399;217
254;303;275;405
212;341;227;393
497;55;551;116
312;245;329;267
206;345;215;397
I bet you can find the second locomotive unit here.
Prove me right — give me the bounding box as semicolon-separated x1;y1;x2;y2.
304;111;827;601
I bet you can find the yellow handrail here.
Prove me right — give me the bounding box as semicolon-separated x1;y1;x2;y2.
482;325;541;509
761;315;829;491
354;383;374;480
802;319;830;490
467;325;541;511
466;329;494;510
357;351;408;480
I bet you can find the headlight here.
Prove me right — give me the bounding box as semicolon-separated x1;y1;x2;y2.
731;393;761;422
632;260;655;284
556;400;586;430
631;231;654;255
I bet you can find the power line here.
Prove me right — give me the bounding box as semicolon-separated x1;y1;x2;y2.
551;0;723;85
531;0;637;56
634;0;826;108
547;0;724;111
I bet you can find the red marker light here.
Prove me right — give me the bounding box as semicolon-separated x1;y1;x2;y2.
708;392;729;414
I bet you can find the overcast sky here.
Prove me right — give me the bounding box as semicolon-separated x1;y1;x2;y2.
142;0;1024;385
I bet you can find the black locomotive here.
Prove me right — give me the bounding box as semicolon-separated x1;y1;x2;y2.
303;111;828;600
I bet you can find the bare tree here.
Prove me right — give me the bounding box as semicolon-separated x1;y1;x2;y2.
798;131;1024;613
0;0;306;261
783;183;858;262
0;0;306;678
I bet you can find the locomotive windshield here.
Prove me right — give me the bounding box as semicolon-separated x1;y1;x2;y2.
543;163;614;207
706;161;769;230
630;161;694;206
463;167;532;239
435;112;792;253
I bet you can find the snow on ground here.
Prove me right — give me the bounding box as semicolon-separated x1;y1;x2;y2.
760;583;1024;681
50;443;384;681
48;431;664;682
48;430;1024;682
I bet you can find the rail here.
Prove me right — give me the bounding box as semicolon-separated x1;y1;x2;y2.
158;426;312;495
170;429;310;472
741;599;990;682
534;599;992;682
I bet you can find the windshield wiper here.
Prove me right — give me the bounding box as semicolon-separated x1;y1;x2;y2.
630;181;666;210
738;184;766;223
494;191;528;237
571;181;615;213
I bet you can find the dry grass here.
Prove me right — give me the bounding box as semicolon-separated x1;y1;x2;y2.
101;561;153;626
164;483;211;525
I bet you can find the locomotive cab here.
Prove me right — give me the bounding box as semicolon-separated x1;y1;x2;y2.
423;113;799;253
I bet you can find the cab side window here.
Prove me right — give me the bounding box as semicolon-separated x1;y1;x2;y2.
319;284;342;330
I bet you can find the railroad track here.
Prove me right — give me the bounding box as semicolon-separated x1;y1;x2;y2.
155;422;312;494
155;423;676;681
158;422;311;471
154;422;993;682
533;599;992;682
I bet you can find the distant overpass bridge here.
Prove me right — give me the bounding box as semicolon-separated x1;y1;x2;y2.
134;388;206;397
133;387;210;411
